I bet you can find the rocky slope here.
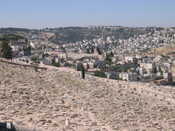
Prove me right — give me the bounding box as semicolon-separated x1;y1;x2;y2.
1;62;175;131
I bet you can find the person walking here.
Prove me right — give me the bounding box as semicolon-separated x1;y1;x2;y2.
81;63;85;79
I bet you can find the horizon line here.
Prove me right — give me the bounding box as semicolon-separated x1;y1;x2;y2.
1;25;175;30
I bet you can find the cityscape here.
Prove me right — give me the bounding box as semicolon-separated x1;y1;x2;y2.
1;26;175;84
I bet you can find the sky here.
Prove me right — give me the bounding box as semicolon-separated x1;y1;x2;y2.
0;0;175;29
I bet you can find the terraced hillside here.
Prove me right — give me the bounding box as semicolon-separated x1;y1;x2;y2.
1;62;175;131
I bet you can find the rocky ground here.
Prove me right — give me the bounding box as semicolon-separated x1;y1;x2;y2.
1;62;175;131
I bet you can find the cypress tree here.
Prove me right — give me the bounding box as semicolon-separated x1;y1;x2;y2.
0;40;13;59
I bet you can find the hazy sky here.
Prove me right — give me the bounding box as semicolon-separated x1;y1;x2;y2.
0;0;175;28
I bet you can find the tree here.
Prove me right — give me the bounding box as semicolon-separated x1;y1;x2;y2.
31;56;39;63
152;63;157;74
61;46;68;59
0;41;12;59
110;51;114;57
52;58;60;67
96;47;102;55
24;46;31;56
105;54;112;65
94;71;106;78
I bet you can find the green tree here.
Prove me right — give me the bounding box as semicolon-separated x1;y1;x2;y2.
152;63;157;74
110;51;114;57
105;54;112;65
96;47;102;55
24;46;31;56
52;59;60;67
0;41;12;59
31;56;39;63
94;71;106;78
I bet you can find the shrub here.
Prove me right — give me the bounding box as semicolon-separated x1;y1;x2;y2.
0;40;12;59
94;71;106;78
52;62;60;67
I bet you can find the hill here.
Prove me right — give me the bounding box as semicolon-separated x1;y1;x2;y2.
148;44;175;56
1;62;175;130
0;28;31;34
48;27;153;44
0;34;26;41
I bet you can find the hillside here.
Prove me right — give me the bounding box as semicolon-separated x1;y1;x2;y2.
148;44;175;56
1;62;175;130
48;27;152;44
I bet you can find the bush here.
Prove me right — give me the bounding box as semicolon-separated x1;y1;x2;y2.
64;62;73;67
94;71;106;78
0;40;12;59
31;56;39;63
52;62;60;67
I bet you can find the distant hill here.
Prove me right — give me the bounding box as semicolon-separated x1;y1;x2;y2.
0;27;31;34
147;44;175;56
0;34;26;41
48;26;160;44
0;26;166;45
